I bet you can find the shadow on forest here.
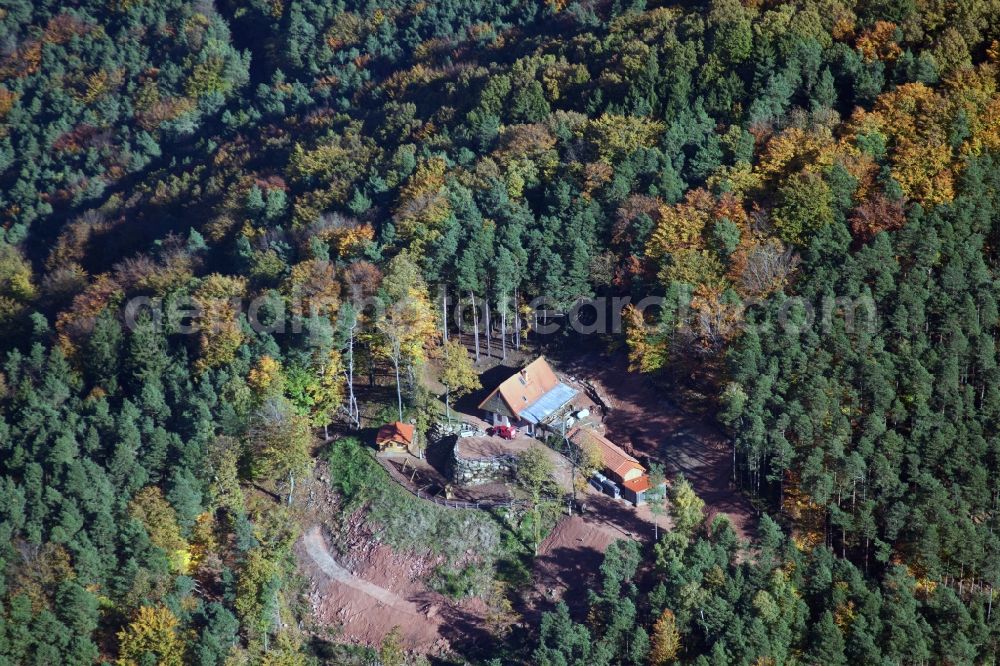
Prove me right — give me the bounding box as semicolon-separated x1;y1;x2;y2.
454;363;520;416
529;543;606;621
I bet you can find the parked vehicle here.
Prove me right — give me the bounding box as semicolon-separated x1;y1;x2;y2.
487;425;517;439
601;480;621;499
588;471;621;498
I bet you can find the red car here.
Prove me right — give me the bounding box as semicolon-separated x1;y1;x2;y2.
487;425;517;439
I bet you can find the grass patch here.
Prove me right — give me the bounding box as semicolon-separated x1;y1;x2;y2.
326;437;518;597
306;638;376;665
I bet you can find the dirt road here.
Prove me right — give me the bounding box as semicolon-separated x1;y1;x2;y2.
302;526;422;612
298;526;451;651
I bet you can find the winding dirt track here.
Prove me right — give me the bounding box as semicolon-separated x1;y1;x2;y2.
302;526;421;612
298;526;449;650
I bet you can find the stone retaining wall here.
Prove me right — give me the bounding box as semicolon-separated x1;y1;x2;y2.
450;450;516;486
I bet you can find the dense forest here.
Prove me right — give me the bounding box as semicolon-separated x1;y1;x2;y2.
1;0;1000;663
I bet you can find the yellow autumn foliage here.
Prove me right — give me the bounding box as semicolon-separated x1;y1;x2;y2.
117;605;187;666
193;274;247;373
583;113;664;162
248;355;285;400
127;487;191;574
645;189;714;262
393;157;452;253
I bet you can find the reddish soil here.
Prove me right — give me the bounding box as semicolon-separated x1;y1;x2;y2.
341;339;753;645
529;491;671;614
297;525;489;655
557;350;755;540
532;514;620;605
295;463;493;656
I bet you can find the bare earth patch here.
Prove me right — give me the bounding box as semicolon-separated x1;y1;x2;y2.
532;514;620;602
528;491;670;614
297;525;487;655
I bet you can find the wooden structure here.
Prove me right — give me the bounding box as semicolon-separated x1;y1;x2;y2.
375;421;416;453
569;426;656;506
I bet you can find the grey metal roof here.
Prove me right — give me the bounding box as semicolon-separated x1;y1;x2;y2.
519;383;578;424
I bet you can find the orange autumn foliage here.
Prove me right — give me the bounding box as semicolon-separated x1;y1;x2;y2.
645;189;714;260
649;609;681;664
342;260;383;302
43;13;98;44
713;191;749;228
853;83;955;204
856;21;901;62
283;259;341;318
55;274;122;358
0;87;16;120
331;223;375;258
849;193;906;243
755;126;840;185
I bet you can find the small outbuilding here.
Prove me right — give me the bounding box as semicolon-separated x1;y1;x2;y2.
621;475;654;506
569;426;660;506
375;421;416;453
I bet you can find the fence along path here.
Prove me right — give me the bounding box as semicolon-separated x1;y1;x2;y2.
375;455;521;511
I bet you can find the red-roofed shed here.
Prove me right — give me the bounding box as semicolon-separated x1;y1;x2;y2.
375;422;416;453
569;426;665;505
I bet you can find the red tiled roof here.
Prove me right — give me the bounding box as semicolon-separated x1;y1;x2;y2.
376;421;415;445
477;357;561;417
622;474;651;494
568;427;644;482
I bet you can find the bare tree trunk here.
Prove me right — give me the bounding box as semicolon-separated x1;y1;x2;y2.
287;471;295;506
514;288;521;350
367;338;375;387
391;341;404;421
484;298;492;358
501;299;507;360
470;290;481;363
346;317;360;429
394;362;403;421
989;584;993;622
442;289;448;342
